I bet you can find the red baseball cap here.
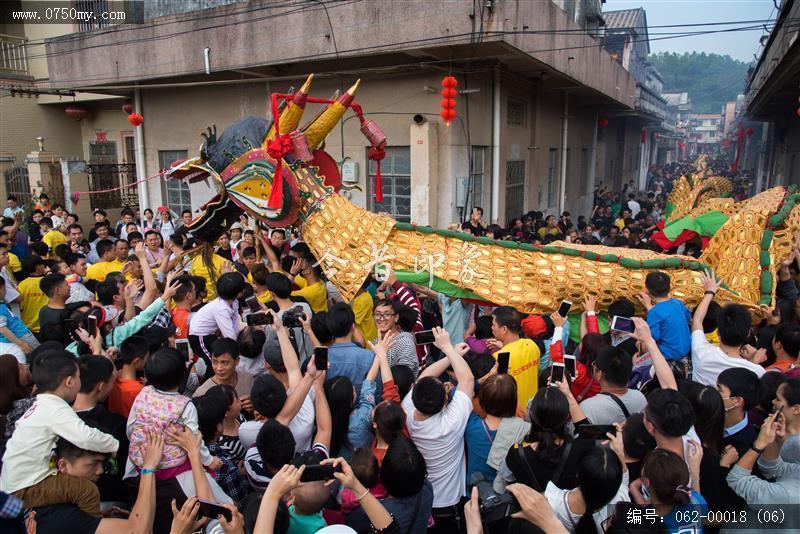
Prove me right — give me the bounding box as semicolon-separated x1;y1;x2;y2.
521;315;547;338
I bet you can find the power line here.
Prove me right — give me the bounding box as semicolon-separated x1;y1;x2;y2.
18;11;795;64
18;13;791;49
22;18;793;90
19;0;361;62
15;0;341;46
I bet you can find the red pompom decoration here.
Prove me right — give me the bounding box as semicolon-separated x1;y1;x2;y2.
441;87;457;99
122;101;134;115
127;113;143;127
598;117;609;128
440;109;456;123
440;98;457;109
442;76;458;88
746;127;754;137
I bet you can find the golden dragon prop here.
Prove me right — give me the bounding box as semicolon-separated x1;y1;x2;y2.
165;76;799;315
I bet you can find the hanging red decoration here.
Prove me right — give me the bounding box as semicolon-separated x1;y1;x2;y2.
732;124;744;173
746;127;754;137
369;146;386;203
598;117;609;128
127;113;144;127
64;104;90;121
122;101;134;115
440;109;456;122
655;134;661;141
440;75;458;125
641;129;647;144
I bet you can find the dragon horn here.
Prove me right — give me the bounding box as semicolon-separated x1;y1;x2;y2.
264;73;315;145
298;89;339;140
303;79;360;150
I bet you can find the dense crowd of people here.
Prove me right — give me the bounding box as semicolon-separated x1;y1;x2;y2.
0;161;798;534
458;160;754;259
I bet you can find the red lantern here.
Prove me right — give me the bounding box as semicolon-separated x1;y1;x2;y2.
598;117;609;128
122;101;133;115
440;109;456;122
440;76;458;125
442;76;458;88
745;127;754;137
440;98;457;109
127;113;143;127
64;104;90;121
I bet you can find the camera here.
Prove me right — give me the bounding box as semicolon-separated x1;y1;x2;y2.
472;473;520;523
282;306;306;328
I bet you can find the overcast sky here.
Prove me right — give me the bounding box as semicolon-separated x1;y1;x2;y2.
603;0;777;62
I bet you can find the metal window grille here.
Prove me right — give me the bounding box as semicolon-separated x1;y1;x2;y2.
547;148;559;208
469;146;487;213
159;150;191;215
505;160;525;223
368;146;411;223
507;99;526;127
4;164;32;208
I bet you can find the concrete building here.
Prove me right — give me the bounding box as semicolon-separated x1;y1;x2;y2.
27;0;642;227
690;113;722;154
602;7;670;189
664;91;692;159
743;0;800;191
720;100;738;136
0;0;136;221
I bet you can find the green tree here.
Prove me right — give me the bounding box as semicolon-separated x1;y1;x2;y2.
650;52;750;113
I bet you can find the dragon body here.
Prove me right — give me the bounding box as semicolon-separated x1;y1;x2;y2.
166;76;799;315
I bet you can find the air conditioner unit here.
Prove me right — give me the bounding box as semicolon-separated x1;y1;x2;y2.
342;161;358;183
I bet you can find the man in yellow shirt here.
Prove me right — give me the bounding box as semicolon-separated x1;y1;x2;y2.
236;246;258;284
0;230;22;277
352;287;377;343
489;306;541;408
18;256;49;334
40;217;67;256
250;264;271;303
537;215;561;240
189;251;231;301
86;240;122;282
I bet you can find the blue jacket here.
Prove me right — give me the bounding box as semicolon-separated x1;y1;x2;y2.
346;379;377;456
646;298;691;360
328;341;375;394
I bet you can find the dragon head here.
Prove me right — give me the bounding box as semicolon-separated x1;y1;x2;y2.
164;74;360;244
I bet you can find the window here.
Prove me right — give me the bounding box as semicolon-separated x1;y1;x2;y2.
469;146;487;214
122;135;135;164
547;148;558;208
507;99;526;127
504;160;525;223
368;146;411;222
77;0;111;31
159;150;191;215
89;141;117;164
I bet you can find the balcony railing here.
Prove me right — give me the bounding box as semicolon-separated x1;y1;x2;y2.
635;84;667;121
0;34;28;75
